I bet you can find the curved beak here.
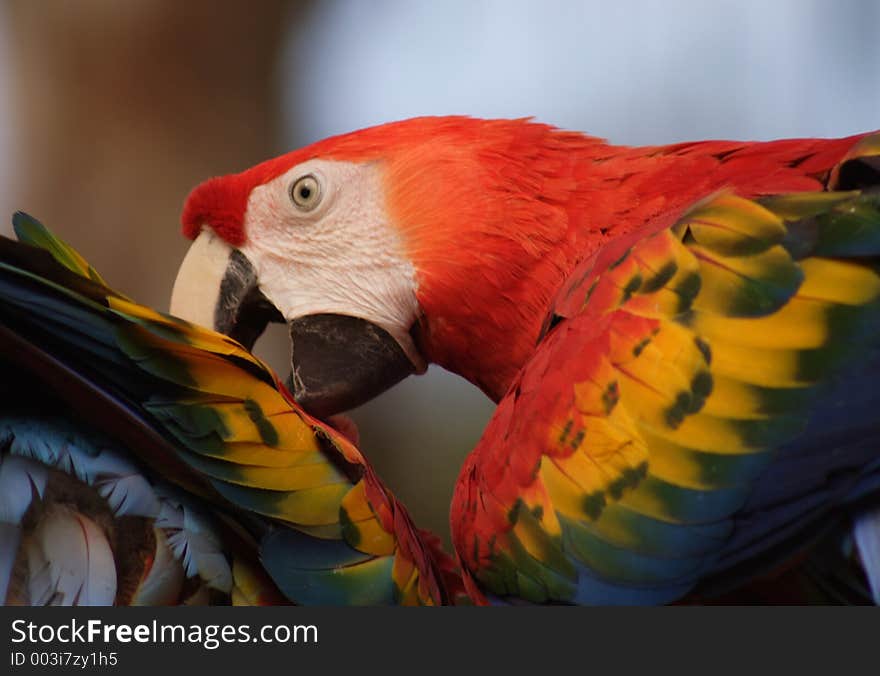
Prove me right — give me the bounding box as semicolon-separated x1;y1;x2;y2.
170;230;283;350
170;230;417;417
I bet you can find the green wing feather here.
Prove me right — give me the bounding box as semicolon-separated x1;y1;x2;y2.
12;211;109;286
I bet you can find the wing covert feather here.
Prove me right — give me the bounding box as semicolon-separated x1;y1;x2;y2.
454;188;880;604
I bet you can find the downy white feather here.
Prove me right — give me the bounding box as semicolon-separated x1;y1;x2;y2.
129;527;185;606
0;454;48;603
854;506;880;604
155;486;232;594
26;506;116;606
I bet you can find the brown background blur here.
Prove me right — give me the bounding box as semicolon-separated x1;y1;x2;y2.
0;0;493;545
1;0;876;545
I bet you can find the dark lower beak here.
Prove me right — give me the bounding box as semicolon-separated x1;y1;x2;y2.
287;314;415;417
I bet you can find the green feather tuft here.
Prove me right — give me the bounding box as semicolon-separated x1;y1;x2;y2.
12;212;108;285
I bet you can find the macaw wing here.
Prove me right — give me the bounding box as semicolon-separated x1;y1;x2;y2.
0;213;458;605
453;184;880;604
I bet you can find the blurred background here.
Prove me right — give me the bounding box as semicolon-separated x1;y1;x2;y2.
0;0;877;545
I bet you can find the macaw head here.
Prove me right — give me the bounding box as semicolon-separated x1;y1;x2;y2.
172;116;600;416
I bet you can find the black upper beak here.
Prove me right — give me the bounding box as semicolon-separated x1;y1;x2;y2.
214;249;283;351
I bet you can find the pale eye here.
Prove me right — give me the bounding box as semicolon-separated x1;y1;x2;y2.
289;174;322;211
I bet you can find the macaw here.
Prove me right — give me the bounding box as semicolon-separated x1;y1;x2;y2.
0;213;458;606
173;117;880;604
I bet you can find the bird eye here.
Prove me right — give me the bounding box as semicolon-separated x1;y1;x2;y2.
289;174;321;211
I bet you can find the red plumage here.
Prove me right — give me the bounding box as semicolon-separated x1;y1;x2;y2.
182;118;879;603
183;117;869;403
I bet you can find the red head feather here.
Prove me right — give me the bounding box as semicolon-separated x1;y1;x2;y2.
181;116;555;244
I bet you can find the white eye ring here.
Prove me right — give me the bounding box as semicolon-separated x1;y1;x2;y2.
289;174;322;211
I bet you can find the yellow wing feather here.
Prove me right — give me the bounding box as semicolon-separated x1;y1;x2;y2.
460;189;880;603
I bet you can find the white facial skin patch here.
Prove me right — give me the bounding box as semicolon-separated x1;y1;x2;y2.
240;158;426;372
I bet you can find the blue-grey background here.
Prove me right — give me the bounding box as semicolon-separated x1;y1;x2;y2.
1;0;877;543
